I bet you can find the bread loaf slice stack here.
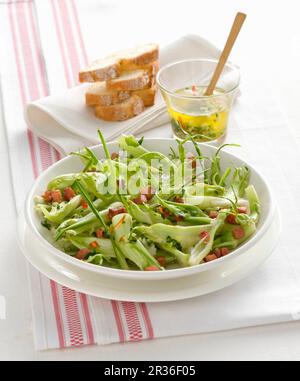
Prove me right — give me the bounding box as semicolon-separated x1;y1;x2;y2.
79;43;159;121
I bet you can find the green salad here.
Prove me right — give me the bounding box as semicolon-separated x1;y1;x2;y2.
34;131;260;271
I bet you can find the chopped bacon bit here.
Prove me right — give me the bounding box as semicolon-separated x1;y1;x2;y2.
145;266;160;271
75;248;91;260
51;190;62;203
90;241;99;249
133;194;148;205
43;190;53;203
232;227;245;240
108;206;127;219
175;196;184;204
158;206;170;218
95;229;105;238
63;187;76;201
209;210;219;219
237;206;248;214
192;85;197;94
111;152;119;160
205;254;218;262
140;186;155;201
81;200;88;209
221;247;230;257
226;213;237;225
199;231;210;244
156;256;166;267
214;248;222;258
174;215;184;222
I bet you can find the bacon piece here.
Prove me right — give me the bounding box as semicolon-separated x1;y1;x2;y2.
209;210;218;219
43;190;53;203
63;187;76;201
226;214;237;225
205;254;218;262
111;152;119;160
95;229;105;238
108;206;127;219
75;248;91;260
199;231;210;244
232;227;245;240
145;266;160;271
51;190;62;203
156;257;166;267
221;247;230;257
133;194;148;205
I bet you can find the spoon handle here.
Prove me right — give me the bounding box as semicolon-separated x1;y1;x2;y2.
205;12;247;96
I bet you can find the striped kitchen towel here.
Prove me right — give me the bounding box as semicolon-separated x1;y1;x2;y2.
0;0;153;349
1;0;300;351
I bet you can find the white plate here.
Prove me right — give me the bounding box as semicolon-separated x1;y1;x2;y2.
17;139;280;301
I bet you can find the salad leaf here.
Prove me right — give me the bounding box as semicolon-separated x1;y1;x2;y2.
36;195;82;224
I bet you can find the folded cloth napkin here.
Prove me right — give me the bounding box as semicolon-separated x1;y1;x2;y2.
25;34;221;155
2;0;300;351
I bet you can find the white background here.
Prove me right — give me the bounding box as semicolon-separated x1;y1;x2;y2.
1;0;300;360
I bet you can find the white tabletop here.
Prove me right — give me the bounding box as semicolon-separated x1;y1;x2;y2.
1;0;300;361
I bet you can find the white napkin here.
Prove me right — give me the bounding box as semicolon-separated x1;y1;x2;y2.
25;34;220;156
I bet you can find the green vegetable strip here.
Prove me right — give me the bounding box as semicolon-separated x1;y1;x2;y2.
74;180;129;270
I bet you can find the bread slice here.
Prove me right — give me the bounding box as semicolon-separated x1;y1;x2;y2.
95;95;145;121
79;44;159;83
106;70;149;91
119;60;159;76
117;43;159;67
79;57;121;83
133;86;157;107
85;82;131;106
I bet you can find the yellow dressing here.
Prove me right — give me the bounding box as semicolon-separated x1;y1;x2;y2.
168;86;230;142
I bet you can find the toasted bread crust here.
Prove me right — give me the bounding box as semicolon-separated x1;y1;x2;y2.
133;87;157;107
94;95;145;121
106;70;149;91
79;44;159;84
79;60;121;83
119;44;159;67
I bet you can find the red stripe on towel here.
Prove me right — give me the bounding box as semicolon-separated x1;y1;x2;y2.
51;0;73;87
140;303;154;339
50;281;66;348
70;0;88;65
7;2;39;178
57;0;81;84
111;301;125;343
80;294;95;345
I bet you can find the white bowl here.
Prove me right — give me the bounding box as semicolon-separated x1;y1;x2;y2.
18;139;280;301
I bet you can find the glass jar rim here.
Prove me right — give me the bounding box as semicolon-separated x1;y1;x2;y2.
156;58;240;100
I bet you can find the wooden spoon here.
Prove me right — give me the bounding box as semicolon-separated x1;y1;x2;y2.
205;12;247;96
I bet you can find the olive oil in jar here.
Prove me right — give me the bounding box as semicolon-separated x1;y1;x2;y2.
168;86;230;142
